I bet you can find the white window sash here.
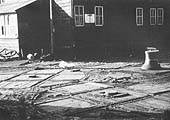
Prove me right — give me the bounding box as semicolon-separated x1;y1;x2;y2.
95;6;104;26
74;5;84;27
136;8;143;26
150;8;156;25
0;15;6;36
0;26;6;36
0;0;5;4
0;14;18;38
157;8;164;25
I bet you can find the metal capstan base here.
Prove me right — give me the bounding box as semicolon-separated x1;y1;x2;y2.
141;47;161;70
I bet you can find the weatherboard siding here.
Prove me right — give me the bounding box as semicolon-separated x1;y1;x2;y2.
71;0;170;59
1;0;170;59
17;0;51;57
0;38;19;52
53;0;75;59
54;0;72;17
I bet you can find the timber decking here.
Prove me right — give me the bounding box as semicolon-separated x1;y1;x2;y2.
0;62;170;116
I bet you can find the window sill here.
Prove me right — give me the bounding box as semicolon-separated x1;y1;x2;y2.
0;37;18;39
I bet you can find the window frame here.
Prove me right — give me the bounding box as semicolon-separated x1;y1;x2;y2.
0;15;6;37
74;5;84;27
136;8;143;26
0;14;18;38
95;6;104;26
0;0;5;4
150;8;157;25
157;8;164;25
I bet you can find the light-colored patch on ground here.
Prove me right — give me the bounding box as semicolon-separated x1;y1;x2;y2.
39;98;96;113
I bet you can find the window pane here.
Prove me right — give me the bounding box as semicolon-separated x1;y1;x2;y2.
9;14;16;25
150;17;156;25
1;26;5;35
75;16;79;26
139;17;142;24
0;15;5;25
79;16;83;25
0;0;3;4
157;17;163;25
150;9;156;16
0;16;5;36
137;17;142;25
5;15;10;25
96;8;98;15
79;7;83;15
75;7;79;15
96;13;99;24
99;8;102;15
136;8;143;16
157;9;162;16
157;8;163;17
137;9;142;16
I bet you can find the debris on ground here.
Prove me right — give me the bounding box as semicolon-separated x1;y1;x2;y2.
40;54;53;61
0;48;19;61
0;88;48;120
0;60;170;120
58;61;75;68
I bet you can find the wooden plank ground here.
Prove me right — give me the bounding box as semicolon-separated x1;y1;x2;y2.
26;69;63;74
10;74;52;81
1;61;170;118
121;66;170;75
39;97;97;114
53;82;110;95
85;62;139;69
0;74;15;81
127;82;170;94
75;87;147;106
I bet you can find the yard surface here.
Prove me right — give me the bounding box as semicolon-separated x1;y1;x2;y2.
0;52;170;120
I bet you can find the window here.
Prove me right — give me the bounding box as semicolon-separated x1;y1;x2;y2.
150;8;164;25
0;14;18;38
95;6;104;26
150;8;156;25
74;5;84;27
136;8;143;26
0;0;5;4
157;8;164;25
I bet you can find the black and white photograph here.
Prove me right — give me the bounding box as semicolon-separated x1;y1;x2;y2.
0;0;170;119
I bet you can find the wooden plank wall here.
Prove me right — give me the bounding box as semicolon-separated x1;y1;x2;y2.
54;0;72;17
0;38;19;52
17;0;51;57
53;0;75;59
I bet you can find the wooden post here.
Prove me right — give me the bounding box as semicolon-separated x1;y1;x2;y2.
50;0;54;54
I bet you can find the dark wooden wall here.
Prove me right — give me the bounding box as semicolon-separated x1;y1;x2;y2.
53;0;75;59
17;0;51;57
73;0;106;59
72;0;170;59
16;0;170;60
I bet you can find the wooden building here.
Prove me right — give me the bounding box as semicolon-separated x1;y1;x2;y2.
0;0;170;60
0;0;51;57
54;0;170;59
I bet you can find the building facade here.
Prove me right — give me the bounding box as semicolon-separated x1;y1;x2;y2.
0;0;51;57
54;0;170;59
0;0;170;59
